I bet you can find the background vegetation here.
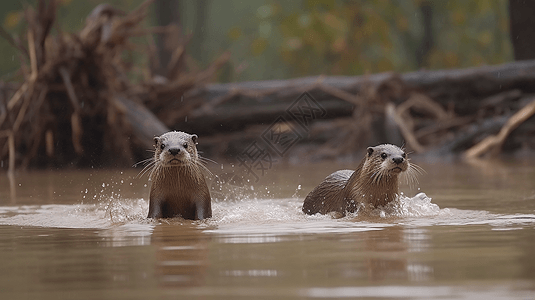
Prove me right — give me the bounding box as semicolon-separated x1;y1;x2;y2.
0;0;513;82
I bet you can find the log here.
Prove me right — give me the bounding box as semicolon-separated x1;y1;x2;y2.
429;116;509;155
183;60;535;135
464;98;535;158
115;95;169;149
181;97;353;135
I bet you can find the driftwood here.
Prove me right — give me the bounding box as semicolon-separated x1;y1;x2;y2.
182;60;535;160
0;0;227;171
187;60;535;129
465;98;535;158
115;96;168;150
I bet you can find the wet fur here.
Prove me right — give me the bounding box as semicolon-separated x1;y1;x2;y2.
302;144;422;216
144;131;212;220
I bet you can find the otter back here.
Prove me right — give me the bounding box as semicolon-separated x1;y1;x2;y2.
302;170;354;215
302;144;415;216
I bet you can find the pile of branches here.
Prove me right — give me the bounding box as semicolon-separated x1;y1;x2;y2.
182;61;535;161
0;0;227;172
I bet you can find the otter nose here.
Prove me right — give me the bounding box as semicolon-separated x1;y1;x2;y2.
392;157;404;164
168;148;180;156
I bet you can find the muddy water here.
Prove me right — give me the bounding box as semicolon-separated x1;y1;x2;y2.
0;159;535;299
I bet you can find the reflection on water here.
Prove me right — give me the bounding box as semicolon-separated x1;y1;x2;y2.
0;160;535;299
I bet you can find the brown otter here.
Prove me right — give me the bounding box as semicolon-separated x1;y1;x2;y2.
302;144;421;216
144;131;211;220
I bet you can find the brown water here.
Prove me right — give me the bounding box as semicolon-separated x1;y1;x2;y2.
1;159;535;299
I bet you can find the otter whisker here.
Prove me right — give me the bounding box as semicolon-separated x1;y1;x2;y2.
148;163;162;181
410;163;425;175
402;168;419;187
137;160;157;178
371;170;383;184
199;156;218;165
369;171;380;184
194;159;214;177
133;157;154;168
404;163;424;187
412;164;424;180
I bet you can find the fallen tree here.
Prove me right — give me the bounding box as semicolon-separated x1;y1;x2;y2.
0;0;227;172
182;60;535;161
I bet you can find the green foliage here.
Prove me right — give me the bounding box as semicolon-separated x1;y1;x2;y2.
0;0;515;81
427;1;512;68
230;0;513;78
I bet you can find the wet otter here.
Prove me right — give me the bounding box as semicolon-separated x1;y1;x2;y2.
145;131;211;220
302;144;420;216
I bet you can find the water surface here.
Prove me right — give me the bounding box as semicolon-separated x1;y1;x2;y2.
0;159;534;299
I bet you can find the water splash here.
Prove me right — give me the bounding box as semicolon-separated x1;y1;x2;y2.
381;192;442;217
0;190;534;234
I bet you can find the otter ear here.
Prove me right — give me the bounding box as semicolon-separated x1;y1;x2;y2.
153;137;160;146
367;147;374;156
191;134;198;144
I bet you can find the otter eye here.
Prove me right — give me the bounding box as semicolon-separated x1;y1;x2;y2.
160;143;165;150
183;143;188;149
381;153;387;159
402;153;406;158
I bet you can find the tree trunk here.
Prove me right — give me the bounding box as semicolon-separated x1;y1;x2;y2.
154;0;182;76
416;1;433;68
509;0;535;60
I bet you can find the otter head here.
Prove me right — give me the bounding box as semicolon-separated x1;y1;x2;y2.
366;144;408;175
153;131;199;167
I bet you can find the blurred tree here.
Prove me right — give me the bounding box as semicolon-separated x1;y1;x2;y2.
231;0;513;78
1;0;515;81
427;1;511;69
0;0;146;79
416;0;433;68
508;0;535;60
154;0;182;76
190;0;208;63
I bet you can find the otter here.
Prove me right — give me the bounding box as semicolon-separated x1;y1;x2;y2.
145;131;211;220
302;144;420;216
